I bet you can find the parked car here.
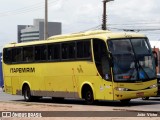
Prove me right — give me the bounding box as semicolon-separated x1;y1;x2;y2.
142;74;160;100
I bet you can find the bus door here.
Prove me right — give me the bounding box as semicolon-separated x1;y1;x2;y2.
93;39;114;100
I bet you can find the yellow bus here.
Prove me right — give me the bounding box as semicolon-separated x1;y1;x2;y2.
2;30;158;104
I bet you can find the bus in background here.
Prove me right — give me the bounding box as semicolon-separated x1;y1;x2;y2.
2;30;158;104
0;53;4;90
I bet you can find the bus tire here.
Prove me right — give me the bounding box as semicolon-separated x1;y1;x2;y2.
83;86;94;105
142;97;149;100
23;85;33;102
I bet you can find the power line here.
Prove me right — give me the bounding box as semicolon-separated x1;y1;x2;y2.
108;27;160;31
78;24;102;33
108;20;160;25
0;0;59;17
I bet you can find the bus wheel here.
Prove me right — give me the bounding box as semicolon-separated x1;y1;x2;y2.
142;97;149;100
84;87;94;105
23;85;33;102
120;99;131;104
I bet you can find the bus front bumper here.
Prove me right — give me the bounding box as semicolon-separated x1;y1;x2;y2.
113;88;157;100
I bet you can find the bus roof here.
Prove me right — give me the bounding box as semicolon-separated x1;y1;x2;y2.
4;30;146;48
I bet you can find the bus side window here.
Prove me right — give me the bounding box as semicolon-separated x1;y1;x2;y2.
62;43;68;59
77;41;83;58
84;41;91;58
48;44;54;60
23;46;34;62
12;47;22;63
48;44;61;61
61;42;76;60
68;42;76;59
3;48;12;64
53;44;61;60
35;45;47;61
77;40;91;59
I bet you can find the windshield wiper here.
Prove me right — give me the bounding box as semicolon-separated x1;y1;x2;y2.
135;59;150;80
129;39;150;80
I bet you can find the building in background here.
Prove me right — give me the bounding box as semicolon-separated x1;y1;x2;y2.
17;19;61;43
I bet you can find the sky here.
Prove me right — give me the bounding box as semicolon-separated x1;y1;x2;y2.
0;0;160;50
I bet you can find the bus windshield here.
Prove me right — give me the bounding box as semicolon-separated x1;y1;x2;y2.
108;38;156;82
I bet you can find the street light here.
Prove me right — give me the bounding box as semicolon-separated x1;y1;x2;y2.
102;0;114;30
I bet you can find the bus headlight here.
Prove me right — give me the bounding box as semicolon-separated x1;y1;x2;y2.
149;84;157;89
115;87;128;91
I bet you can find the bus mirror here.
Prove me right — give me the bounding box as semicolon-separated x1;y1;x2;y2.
152;51;158;67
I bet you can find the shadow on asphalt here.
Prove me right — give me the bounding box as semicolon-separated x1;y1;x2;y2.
12;97;160;107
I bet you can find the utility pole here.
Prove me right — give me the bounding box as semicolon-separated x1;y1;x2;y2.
44;0;48;40
102;0;114;30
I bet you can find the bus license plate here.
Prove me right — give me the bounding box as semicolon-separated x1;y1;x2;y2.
136;92;144;97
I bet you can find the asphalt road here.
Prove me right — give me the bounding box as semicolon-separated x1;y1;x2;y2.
0;88;23;101
1;87;160;112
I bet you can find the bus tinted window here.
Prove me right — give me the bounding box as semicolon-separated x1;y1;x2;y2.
84;41;91;58
77;41;91;59
48;44;60;61
35;45;47;61
3;48;12;64
68;42;75;59
62;42;75;60
12;47;22;63
3;40;91;64
77;41;83;58
23;46;34;62
62;43;68;59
